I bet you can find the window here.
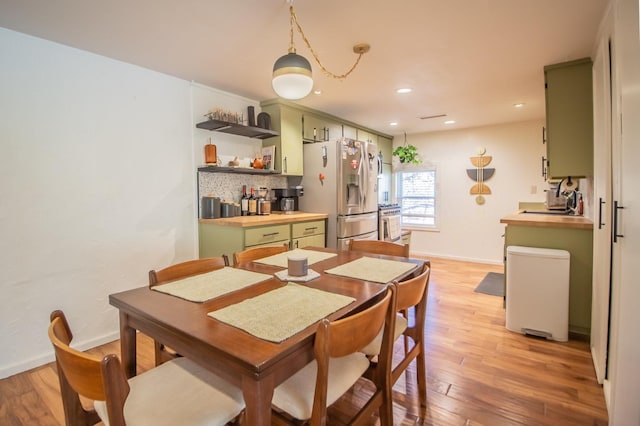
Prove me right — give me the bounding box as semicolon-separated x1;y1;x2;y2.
396;165;437;228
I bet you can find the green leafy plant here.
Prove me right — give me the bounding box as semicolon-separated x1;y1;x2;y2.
392;144;421;164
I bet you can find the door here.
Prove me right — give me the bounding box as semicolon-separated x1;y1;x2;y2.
336;212;379;239
364;141;380;213
337;139;370;215
590;35;613;384
337;230;379;251
606;0;640;422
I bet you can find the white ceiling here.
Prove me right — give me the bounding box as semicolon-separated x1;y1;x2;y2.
0;0;608;136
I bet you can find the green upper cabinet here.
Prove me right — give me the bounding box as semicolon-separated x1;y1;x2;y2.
342;124;357;140
544;58;594;178
356;128;377;144
377;136;393;164
261;101;304;176
303;113;332;142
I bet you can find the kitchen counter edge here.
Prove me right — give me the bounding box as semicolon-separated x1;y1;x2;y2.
500;211;593;230
199;212;329;227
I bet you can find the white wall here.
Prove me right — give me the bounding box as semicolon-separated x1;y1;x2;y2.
0;28;265;378
400;120;548;264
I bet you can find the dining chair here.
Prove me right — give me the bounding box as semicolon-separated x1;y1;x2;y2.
232;242;289;266
148;255;229;366
272;284;398;426
148;255;229;285
48;310;245;426
360;263;431;408
348;238;410;258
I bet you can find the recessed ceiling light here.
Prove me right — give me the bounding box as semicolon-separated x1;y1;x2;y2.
396;88;412;94
444;120;456;125
513;103;525;108
389;122;398;126
314;89;322;95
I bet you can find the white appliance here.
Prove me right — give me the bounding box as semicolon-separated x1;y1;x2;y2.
506;245;570;342
300;138;380;249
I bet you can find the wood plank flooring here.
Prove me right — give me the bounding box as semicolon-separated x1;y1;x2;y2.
0;257;608;425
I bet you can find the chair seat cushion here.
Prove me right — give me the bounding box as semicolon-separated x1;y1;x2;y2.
272;352;370;421
94;357;244;426
360;313;408;356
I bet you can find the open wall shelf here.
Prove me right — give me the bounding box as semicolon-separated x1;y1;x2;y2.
196;119;279;139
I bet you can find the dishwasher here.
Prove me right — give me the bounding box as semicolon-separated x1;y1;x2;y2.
505;245;570;342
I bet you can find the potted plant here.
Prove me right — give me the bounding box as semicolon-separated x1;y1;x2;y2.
393;144;421;164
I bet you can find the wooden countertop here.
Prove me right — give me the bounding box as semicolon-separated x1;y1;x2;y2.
199;212;328;228
500;210;593;230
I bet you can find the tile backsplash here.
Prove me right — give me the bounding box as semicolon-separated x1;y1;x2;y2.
198;172;288;206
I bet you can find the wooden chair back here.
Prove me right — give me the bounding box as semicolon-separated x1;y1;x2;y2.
348;238;410;258
48;310;129;426
148;255;229;286
396;262;430;312
365;262;431;408
311;284;397;425
395;263;430;406
232;243;289;266
148;256;229;365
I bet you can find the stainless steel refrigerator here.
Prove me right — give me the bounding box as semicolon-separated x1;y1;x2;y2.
300;137;380;249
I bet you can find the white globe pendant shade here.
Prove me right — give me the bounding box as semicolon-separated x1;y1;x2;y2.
272;52;313;100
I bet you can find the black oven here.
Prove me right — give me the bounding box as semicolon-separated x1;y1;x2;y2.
378;204;402;243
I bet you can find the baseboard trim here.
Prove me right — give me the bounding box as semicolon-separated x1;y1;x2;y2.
409;250;504;266
0;330;120;380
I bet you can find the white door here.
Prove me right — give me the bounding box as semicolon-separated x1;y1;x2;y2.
605;0;640;423
590;32;613;384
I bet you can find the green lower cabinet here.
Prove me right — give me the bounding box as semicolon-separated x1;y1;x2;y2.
401;230;411;247
199;220;326;258
292;234;325;249
291;220;325;249
504;225;593;336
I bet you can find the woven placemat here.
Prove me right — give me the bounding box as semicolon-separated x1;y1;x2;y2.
254;248;337;268
324;256;417;283
152;267;272;302
208;283;355;343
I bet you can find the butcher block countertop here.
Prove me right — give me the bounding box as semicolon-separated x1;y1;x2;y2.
500;210;593;230
199;212;328;228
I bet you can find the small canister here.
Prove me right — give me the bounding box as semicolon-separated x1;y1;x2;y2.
221;201;233;218
288;256;308;277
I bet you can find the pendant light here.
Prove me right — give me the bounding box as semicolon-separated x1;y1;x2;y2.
272;51;313;100
272;3;370;100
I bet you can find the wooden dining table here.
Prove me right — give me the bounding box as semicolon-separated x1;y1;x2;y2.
109;247;425;425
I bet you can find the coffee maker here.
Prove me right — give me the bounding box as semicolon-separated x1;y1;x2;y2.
271;187;304;213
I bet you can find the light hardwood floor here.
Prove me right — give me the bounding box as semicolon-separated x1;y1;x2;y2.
0;257;608;425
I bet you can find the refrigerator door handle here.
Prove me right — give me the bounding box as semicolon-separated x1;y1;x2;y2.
358;143;366;209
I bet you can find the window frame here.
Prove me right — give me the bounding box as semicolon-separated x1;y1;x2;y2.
394;162;439;230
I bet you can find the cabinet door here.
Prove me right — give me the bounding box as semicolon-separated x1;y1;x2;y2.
378;136;393;164
544;58;593;178
280;106;304;176
198;223;244;258
378;163;392;204
303;114;328;142
292;220;325;238
356;128;377;144
292;234;326;249
245;224;291;247
401;231;411;246
262;103;304;176
342;125;357;139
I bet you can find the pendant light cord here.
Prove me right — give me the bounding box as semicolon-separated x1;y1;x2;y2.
288;5;367;80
